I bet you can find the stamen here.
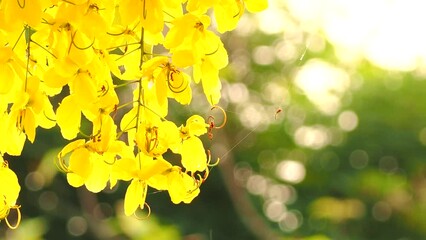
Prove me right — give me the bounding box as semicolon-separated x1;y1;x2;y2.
17;0;25;9
71;31;95;50
133;202;151;220
5;205;21;229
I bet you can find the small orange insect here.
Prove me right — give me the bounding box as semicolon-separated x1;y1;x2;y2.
275;108;282;120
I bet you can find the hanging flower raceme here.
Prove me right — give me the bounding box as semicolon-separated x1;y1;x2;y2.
0;0;267;226
0;156;21;229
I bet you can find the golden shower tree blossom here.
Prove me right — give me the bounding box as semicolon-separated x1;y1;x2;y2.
0;0;267;228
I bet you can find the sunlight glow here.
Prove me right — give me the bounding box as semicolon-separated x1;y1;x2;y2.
286;0;426;71
256;7;289;34
295;60;350;115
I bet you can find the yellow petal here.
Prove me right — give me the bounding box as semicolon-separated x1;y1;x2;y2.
167;170;186;204
118;0;142;26
186;115;208;136
155;69;168;107
200;61;222;105
68;32;95;67
124;179;147;216
84;156;110;193
171;50;196;68
138;155;172;180
181;173;200;204
3;0;43;28
23;109;36;143
58;139;86;161
112;157;137;182
67;173;85;188
43;67;71;89
167;169;200;204
141;0;164;34
186;0;218;13
181;137;207;172
71;71;98;106
244;0;268;12
56;96;81;140
0;63;15;94
0;162;21;206
5;114;26;156
68;148;92;180
37;96;56;129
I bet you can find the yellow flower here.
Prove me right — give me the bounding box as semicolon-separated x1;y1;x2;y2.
165;13;221;68
141;56;193;108
0;156;21;229
122;154;172;216
88;114;117;154
7;76;55;145
177;115;209;172
181;136;207;172
185;115;209;137
58;109;125;193
166;167;200;204
60;138;127;193
164;13;228;105
135;120;180;157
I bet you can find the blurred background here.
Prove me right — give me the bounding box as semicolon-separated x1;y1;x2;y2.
2;0;426;239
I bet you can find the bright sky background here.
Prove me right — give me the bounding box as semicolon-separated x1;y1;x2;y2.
257;0;426;71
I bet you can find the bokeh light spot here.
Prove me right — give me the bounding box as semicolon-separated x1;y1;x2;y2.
246;174;268;195
372;201;392;222
38;191;59;211
379;156;398;173
338;110;358;131
349;150;369;169
253;45;275;65
294;125;330;149
264;200;287;222
67;216;88;237
25;171;46;191
278;210;303;232
276;160;306;184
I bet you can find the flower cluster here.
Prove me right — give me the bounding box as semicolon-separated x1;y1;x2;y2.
0;0;267;227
